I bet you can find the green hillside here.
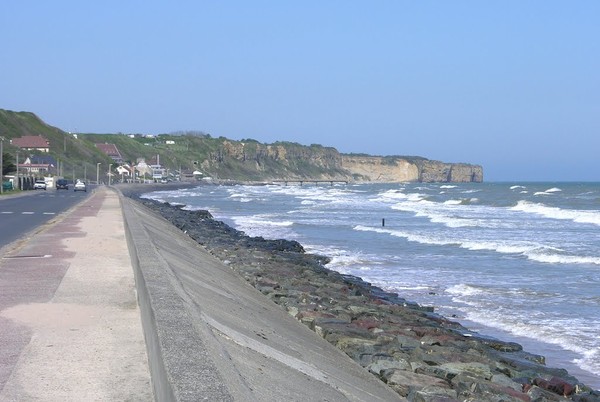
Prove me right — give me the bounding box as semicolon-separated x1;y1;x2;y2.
0;109;351;182
1;109;112;180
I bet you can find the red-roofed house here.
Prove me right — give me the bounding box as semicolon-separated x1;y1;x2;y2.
95;143;124;163
18;155;57;174
11;135;50;152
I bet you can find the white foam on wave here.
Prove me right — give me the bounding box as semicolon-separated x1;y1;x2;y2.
446;283;486;297
512;200;600;226
443;199;462;205
526;252;600;265
395;285;432;291
354;225;457;247
440;185;457;189
391;199;484;228
461;240;545;255
574;348;600;380
510;185;526;190
354;225;599;265
443;198;478;206
374;189;408;201
181;205;213;211
459;306;600;379
303;244;385;277
533;187;562;196
230;214;295;239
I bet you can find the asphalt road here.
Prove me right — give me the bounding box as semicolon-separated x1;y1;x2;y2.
0;188;91;248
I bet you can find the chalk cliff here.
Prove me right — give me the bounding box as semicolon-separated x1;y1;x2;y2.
340;155;482;183
204;140;483;183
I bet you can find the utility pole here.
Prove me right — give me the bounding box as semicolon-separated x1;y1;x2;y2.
96;163;101;185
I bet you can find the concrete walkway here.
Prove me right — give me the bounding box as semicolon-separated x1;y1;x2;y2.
0;188;152;401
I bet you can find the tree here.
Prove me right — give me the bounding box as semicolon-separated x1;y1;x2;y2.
2;153;16;175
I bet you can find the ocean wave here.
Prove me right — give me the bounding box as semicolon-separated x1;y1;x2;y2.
446;283;486;297
443;199;462;205
444;198;478;206
354;225;458;247
391;200;485;228
526;252;600;265
533;187;562;196
440;185;457;189
460;308;600;379
354;225;598;265
230;214;296;239
511;200;600;226
574;348;600;379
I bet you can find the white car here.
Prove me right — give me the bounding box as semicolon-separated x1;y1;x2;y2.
74;181;87;192
33;180;47;190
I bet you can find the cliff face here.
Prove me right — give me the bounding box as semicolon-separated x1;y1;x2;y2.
341;155;483;183
340;155;419;182
202;140;349;181
415;159;484;183
205;142;483;183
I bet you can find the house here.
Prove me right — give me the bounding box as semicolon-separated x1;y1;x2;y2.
18;155;57;174
115;164;132;176
147;155;166;180
95;143;124;164
11;135;50;152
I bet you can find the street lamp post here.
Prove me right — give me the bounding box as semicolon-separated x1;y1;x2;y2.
0;136;4;194
108;163;113;186
15;151;19;190
96;163;101;185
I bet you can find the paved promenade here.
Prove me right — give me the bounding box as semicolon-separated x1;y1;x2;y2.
1;187;401;401
0;188;152;401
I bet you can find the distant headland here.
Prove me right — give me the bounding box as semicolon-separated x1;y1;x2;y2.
1;109;482;183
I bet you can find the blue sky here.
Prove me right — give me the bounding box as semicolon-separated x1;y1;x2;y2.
1;1;599;181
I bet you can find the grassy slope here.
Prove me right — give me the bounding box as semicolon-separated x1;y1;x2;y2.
0;109;351;181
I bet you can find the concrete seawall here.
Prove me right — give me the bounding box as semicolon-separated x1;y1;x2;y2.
119;192;402;401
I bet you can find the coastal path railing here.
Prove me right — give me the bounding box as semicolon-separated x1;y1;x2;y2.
271;180;348;186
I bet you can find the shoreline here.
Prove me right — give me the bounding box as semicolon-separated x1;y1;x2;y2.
118;183;600;400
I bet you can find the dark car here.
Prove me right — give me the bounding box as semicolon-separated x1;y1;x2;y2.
56;179;69;190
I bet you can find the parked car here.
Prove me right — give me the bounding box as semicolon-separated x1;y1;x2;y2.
56;179;69;190
74;181;87;192
33;180;47;190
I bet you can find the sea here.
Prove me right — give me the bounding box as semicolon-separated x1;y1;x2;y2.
142;181;600;389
